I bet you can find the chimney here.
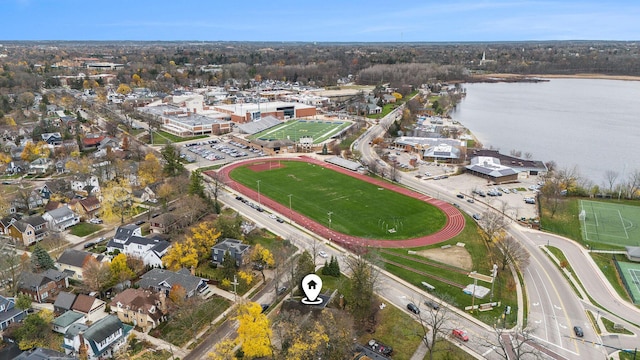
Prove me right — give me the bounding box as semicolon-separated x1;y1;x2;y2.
78;331;89;360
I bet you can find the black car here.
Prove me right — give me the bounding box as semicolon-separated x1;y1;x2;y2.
573;326;584;337
456;194;464;199
407;302;420;314
135;220;145;225
276;217;285;223
424;300;440;310
83;242;95;249
260;303;270;313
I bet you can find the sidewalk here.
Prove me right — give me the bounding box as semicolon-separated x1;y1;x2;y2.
131;329;188;359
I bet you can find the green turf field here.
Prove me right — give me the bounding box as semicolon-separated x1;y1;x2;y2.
579;200;640;247
230;161;446;240
248;119;351;143
615;261;640;304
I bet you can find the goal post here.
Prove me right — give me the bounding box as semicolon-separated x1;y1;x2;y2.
579;210;586;221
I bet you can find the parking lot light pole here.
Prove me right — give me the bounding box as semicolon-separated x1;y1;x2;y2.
257;180;261;205
288;194;293;223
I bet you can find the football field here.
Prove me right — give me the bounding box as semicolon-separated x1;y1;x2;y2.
249;119;351;143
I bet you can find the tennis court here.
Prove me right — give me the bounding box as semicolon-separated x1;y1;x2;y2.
579;200;640;247
615;261;640;304
249;119;351;143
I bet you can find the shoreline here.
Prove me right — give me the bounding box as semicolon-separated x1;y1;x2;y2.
471;73;640;82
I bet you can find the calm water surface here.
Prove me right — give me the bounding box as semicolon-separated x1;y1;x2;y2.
452;79;640;183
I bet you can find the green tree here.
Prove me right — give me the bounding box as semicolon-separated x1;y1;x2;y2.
322;256;340;277
293;251;315;295
160;143;185;177
215;213;243;240
12;311;53;350
15;294;32;310
188;169;206;199
31;244;56;272
344;254;380;325
221;250;238;281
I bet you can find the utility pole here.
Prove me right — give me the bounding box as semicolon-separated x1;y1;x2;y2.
327;211;333;229
256;180;261;205
288;194;293;224
231;275;239;302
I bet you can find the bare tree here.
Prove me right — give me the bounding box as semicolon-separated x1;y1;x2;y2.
603;170;619;194
480;326;542;360
494;235;530;271
0;244;28;296
625;169;640;199
478;210;508;243
412;297;453;360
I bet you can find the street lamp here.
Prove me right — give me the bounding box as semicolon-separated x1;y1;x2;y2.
288;194;293;224
328;211;333;229
256;180;261;205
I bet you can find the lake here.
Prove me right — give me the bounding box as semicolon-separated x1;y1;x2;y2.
451;78;640;184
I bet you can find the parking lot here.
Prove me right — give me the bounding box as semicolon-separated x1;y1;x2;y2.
181;137;266;166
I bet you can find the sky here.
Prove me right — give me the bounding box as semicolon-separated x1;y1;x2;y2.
2;0;640;42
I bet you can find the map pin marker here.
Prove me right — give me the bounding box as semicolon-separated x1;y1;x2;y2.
301;274;323;305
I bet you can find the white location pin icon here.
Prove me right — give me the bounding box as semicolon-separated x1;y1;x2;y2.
301;274;323;305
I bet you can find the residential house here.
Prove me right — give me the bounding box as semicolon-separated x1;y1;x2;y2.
41;132;63;146
43;205;80;231
137;268;208;298
70;175;101;196
28;157;54;175
211;238;251;267
0;295;27;331
63;315;132;360
0;213;21;235
106;224;142;253
56;249;106;281
54;291;78;315
13;347;76;359
52;310;85;334
81;135;105;151
71;293;107;323
18;269;69;303
98;136;120;150
69;196;101;220
110;288;167;332
40;179;73;200
8;215;48;246
11;189;46;211
149;213;186;234
117;235;171;268
5;160;25;174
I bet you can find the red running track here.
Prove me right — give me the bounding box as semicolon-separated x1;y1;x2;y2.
210;156;465;249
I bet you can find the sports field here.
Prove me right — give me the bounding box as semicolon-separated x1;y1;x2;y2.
248;119;351;144
229;161;447;240
615;261;640;304
579;200;640;247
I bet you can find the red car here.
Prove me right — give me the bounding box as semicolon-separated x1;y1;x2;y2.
452;329;469;342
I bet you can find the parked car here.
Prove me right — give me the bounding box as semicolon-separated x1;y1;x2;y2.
452;329;469;341
88;218;102;224
367;339;393;356
407;302;420;314
456;194;464;199
473;213;482;221
83;242;95;249
573;326;584;337
277;286;288;295
424;300;440;310
318;251;328;258
260;303;270;313
467;198;475;203
276;217;285;223
135;220;145;225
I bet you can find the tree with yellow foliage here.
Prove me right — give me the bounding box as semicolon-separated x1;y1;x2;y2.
208;338;237;360
235;302;272;359
65;156;94;175
137;153;163;187
116;83;132;95
100;178;133;223
131;73;143;87
237;270;253;287
186;221;221;263
250;244;274;282
20;141;50;162
110;253;135;284
162;238;198;271
285;321;330;360
392;92;403;100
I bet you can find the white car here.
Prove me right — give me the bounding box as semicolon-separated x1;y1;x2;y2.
318;251;328;258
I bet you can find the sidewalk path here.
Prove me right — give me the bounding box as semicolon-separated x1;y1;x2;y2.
131;329;188;359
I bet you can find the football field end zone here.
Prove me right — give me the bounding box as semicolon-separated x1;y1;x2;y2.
210;156;465;249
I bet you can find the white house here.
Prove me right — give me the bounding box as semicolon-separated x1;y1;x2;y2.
63;315;131;359
43;205;80;231
70;175;101;195
106;225;170;267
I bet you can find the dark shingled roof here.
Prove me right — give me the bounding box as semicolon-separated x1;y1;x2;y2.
13;347;76;360
57;249;92;268
53;291;77;311
84;315;123;344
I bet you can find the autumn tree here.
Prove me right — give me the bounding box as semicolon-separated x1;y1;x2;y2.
110;253;135;284
10;310;56;350
494;235;530;271
250;244;275;282
137;152;163;187
66;156;94;175
162;238;198;270
236;302;272;359
478;210;509;243
116;83;132;95
168;284;187;307
20;141;50;162
208;338;237;360
82;257;111;294
100;178;133;223
186;220;221;263
15;294;32;311
31;245;56;272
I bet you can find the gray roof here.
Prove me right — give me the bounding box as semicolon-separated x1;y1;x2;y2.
64;322;88;339
13;347;76;360
138;268;205;294
45;205;75;220
325;156;362;171
19;270;67;290
57;249;91;268
127;235;171;253
238;115;282;134
113;224;139;241
466;157;518;178
52;310;84;328
54;291;77;311
212;238;251;254
626;246;640;258
84;315;123;344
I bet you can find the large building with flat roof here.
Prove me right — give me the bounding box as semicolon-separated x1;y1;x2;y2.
139;104;232;137
213;101;316;123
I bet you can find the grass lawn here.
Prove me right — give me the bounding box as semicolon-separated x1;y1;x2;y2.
590;253;632;302
69;223;102;237
153;296;230;347
373;214;519;327
431;340;476;360
138;350;172;360
540;197;583;242
601;316;635;335
230;161;446;239
357;300;424;360
149;130;208;145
